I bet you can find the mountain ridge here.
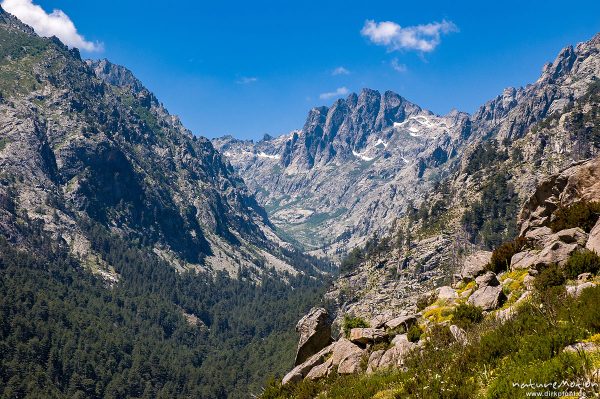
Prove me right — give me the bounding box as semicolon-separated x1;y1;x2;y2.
213;33;600;260
0;7;326;280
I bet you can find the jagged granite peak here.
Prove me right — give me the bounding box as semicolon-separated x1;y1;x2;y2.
0;12;321;281
471;33;600;143
0;5;34;35
288;89;424;169
86;59;146;94
213;33;600;261
214;89;469;257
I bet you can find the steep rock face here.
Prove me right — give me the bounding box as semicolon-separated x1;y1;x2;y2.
214;34;600;264
214;91;471;257
294;307;332;366
0;7;312;279
518;157;600;234
244;33;600;328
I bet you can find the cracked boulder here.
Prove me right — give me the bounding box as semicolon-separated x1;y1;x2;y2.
294;307;332;366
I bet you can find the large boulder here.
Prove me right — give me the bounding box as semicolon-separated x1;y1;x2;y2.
554;228;588;246
294;307;332;366
331;338;364;368
337;352;363;374
282;343;334;385
468;285;505;311
366;350;385;374
305;358;333;381
519;158;600;235
586;219;600;254
384;315;417;331
524;226;553;248
511;250;540;270
437;286;458;301
349;328;387;345
461;251;492;280
535;240;579;268
326;338;365;375
475;271;499;287
376;335;416;370
513;228;587;270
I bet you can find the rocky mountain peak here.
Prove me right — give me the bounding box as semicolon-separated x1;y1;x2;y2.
0;5;35;35
86;59;146;94
213;32;600;261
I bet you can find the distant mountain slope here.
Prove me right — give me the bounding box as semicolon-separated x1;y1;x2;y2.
213;91;471;257
0;7;333;399
323;33;600;326
214;34;600;262
0;6;325;280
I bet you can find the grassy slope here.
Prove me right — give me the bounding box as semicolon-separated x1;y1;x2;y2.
262;281;600;399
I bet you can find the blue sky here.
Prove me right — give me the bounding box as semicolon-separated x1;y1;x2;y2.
5;1;600;140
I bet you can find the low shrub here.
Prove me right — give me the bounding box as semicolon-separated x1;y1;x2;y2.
564;249;600;279
407;325;423;343
549;200;600;233
452;303;484;329
342;315;369;337
534;264;566;292
487;236;528;273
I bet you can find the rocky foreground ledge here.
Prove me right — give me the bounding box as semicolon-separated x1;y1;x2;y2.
282;156;600;386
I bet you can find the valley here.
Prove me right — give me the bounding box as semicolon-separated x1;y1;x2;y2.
0;3;599;398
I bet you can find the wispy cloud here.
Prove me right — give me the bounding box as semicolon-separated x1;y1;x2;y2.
236;76;258;84
319;87;349;100
361;19;457;53
1;0;103;52
391;58;407;72
332;66;350;76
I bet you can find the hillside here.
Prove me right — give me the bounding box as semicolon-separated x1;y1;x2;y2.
214;34;600;264
264;155;600;399
0;6;328;281
218;33;600;332
0;6;332;398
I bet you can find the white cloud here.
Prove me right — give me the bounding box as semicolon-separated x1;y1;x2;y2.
332;66;350;76
319;86;349;100
361;19;457;53
236;76;258;84
1;0;102;52
391;58;407;72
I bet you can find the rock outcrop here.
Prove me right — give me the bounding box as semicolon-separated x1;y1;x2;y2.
349;328;387;345
0;10;327;281
468;285;505;311
294;308;332;365
282;344;334;385
586;220;600;253
461;251;492;280
519;158;600;235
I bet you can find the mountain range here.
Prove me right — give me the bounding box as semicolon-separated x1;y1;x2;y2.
1;3;600;398
213;34;600;261
0;7;330;284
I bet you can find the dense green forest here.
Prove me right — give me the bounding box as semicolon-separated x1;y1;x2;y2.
0;225;331;398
